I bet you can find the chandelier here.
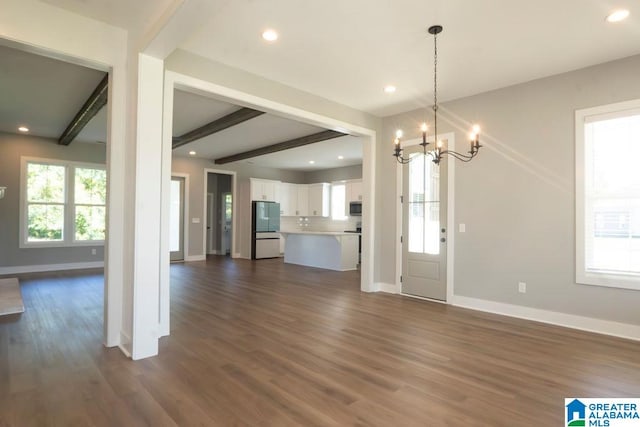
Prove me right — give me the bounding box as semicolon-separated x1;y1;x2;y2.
393;25;482;165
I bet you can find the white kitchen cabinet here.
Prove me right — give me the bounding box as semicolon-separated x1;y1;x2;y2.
346;180;363;202
278;182;291;215
308;183;330;217
250;178;279;202
295;184;308;216
277;183;309;216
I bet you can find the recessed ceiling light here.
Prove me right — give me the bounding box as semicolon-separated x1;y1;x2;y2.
18;126;29;132
384;85;397;94
189;151;196;156
606;9;630;22
262;29;279;42
338;155;344;160
309;160;315;164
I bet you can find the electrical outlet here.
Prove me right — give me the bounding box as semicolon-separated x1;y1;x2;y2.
518;282;526;293
91;248;97;255
459;223;466;233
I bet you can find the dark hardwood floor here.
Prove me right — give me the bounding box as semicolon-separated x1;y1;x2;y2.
1;257;639;426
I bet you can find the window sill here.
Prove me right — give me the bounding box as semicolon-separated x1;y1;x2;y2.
20;240;105;249
577;271;640;291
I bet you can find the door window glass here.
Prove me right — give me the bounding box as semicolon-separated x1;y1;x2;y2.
408;153;440;254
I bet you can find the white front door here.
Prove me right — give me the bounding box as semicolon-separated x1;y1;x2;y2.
402;145;447;300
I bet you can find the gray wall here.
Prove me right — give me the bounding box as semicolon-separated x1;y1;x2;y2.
171;155;307;257
379;54;640;325
303;164;362;183
0;132;106;268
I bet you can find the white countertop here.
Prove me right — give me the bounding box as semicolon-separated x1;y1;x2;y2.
280;230;360;236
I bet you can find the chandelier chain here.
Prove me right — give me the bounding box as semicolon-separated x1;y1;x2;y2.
433;29;438;141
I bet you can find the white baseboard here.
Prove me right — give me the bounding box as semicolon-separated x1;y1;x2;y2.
376;282;400;294
0;261;104;276
184;255;206;262
452;295;640;342
119;331;132;358
374;284;640;341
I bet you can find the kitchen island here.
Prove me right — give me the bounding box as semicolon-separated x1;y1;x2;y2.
280;231;359;271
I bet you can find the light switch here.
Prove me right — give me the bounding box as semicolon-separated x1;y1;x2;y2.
192;218;200;224
459;223;466;233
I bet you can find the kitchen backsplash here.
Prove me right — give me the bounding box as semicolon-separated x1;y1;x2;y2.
281;216;361;232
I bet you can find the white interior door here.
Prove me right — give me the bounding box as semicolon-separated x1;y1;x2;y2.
221;192;232;255
402;145;447;300
170;176;185;262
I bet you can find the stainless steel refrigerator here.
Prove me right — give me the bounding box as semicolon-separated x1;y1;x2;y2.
251;201;281;259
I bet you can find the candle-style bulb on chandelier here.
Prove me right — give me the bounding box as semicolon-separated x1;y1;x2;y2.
393;25;482;165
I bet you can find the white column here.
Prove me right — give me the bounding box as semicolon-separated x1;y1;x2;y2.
131;53;165;360
104;59;128;348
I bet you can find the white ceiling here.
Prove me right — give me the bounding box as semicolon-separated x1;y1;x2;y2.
36;0;640;117
9;0;640;168
246;135;362;171
0;43;362;171
39;0;175;33
180;0;640;116
172;90;362;171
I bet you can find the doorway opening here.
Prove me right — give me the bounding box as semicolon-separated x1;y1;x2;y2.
0;39;117;346
205;171;233;257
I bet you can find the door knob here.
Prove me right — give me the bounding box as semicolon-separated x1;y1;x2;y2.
440;237;446;243
441;228;446;233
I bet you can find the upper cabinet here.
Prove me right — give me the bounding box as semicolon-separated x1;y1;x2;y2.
296;185;309;216
278;182;291;215
346;180;363;203
308;183;330;217
250;178;280;202
278;182;308;216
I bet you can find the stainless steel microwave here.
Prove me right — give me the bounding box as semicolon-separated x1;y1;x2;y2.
349;201;362;216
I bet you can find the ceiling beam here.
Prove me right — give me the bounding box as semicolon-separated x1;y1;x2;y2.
214;130;346;165
172;107;265;148
58;74;108;146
